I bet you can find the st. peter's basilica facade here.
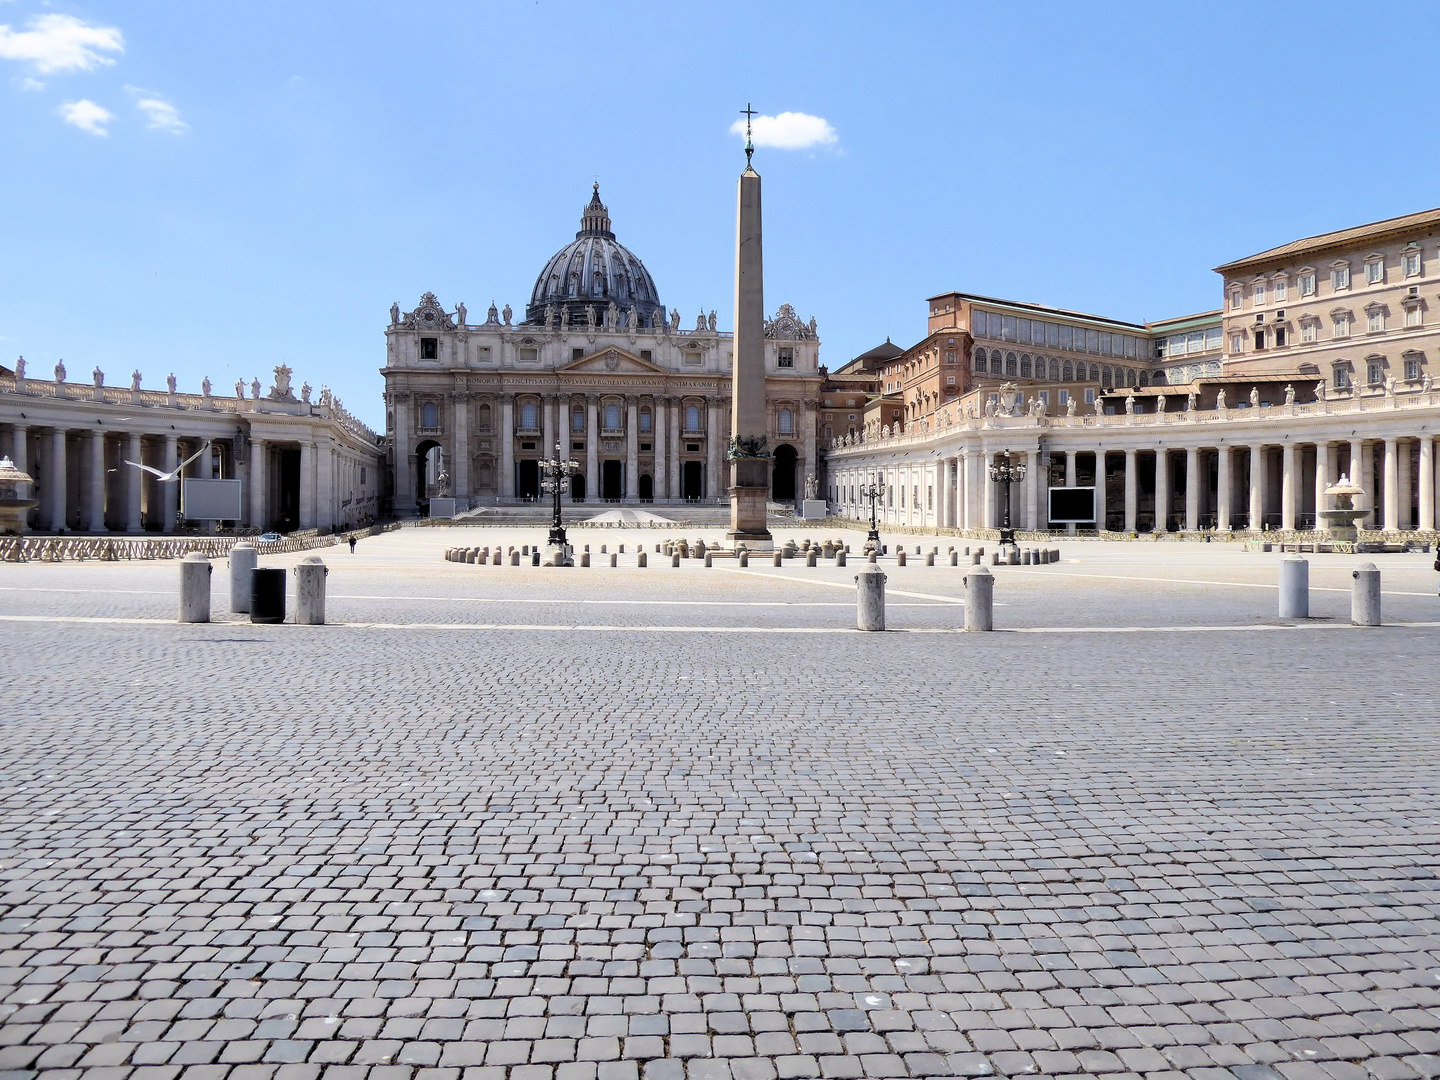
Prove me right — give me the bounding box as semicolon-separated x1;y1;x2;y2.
382;186;822;516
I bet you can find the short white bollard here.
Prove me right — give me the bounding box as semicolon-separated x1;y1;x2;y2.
229;542;257;613
295;555;328;625
964;565;994;632
637;551;647;567
609;553;617;567
855;564;886;631
1352;562;1381;626
807;549;817;567
1278;555;1309;619
950;551;958;566
835;550;846;567
773;552;783;567
738;551;749;567
178;552;212;623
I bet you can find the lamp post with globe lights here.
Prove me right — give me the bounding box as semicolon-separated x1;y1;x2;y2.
540;440;579;561
860;475;884;551
988;450;1026;549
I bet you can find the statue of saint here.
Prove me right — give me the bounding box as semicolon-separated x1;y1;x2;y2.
251;378;261;399
93;367;104;387
1384;374;1396;396
301;382;312;404
708;310;717;332
1186;390;1197;412
390;302;400;324
53;359;66;382
235;380;245;398
606;301;618;328
1249;386;1260;407
586;305;597;330
804;473;817;500
201;377;212;397
1065;396;1076;417
1124;394;1135;415
131;370;142;392
544;304;554;328
502;304;512;325
1156;393;1166;413
1216;388;1227;411
672;308;681;331
809;316;818;337
1424;372;1434;393
166;373;177;394
456;301;466;325
13;356;24;380
1283;384;1295;405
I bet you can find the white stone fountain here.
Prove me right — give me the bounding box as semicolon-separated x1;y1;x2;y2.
1319;474;1367;548
0;456;37;537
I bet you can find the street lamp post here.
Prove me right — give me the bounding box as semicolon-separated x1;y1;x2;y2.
988;450;1027;548
540;440;579;557
860;476;884;549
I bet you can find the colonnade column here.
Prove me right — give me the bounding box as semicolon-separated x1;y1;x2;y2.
1382;437;1399;531
653;396;667;501
1216;445;1231;532
1281;442;1296;533
1420;436;1435;532
1248;445;1264;530
1398;439;1412;530
453;394;469;504
1154;449;1170;533
299;440;316;530
88;430;105;532
1064;451;1077;535
1347;439;1365;526
1315;442;1332;530
585;396;599;501
318;444;336;533
1184;448;1199;531
50;429;68;532
128;432;144;533
625;396;639;501
1025;450;1040;530
500;396;515;499
1123;449;1137;533
980;452;994;530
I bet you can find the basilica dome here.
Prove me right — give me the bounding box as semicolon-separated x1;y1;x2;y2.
525;185;662;328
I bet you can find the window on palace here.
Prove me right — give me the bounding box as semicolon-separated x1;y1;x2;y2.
1368;361;1384;385
521;402;538;429
1062;360;1073;381
1299;271;1316;296
1274;277;1287;301
1302;320;1317;343
1084;388;1096;404
1005;352;1017;376
572;409;584;432
1230;289;1243;310
420;337;438;359
1274;326;1287;347
778;347;794;368
640;408;652;432
991;354;1002;375
1230;332;1244;353
1365;257;1385;284
1253;282;1266;306
421;402;438;429
1406;304;1422;327
1367;309;1385;333
1404;355;1423;380
1333;313;1351;338
605;403;621;429
1254;329;1266;350
685;405;701;431
479;404;492;431
1334;364;1350;389
1021;356;1032;378
1059;388;1069;405
1404;249;1422;277
1332;264;1351;290
778;408;793;435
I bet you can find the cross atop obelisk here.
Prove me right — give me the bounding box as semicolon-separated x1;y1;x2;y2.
726;103;774;551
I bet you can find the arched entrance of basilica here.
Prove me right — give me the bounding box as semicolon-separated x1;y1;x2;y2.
570;473;586;501
772;444;798;502
415;440;442;513
602;460;624;500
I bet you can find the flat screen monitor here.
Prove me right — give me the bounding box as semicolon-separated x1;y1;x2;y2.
1048;486;1096;524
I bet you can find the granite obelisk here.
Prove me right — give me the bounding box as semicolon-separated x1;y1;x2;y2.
726;106;774;551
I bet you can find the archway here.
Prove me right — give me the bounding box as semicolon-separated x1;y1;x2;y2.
772;444;798;502
602;460;624;500
518;460;540;501
682;461;704;501
415;439;442;513
638;474;653;501
570;473;586;501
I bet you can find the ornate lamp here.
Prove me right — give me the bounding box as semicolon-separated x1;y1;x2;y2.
859;476;885;547
988;450;1026;547
539;441;580;552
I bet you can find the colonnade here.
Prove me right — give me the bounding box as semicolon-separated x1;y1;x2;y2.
830;432;1440;535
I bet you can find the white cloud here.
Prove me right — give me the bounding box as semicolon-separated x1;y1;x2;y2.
14;73;42;90
0;13;123;73
729;111;838;150
58;98;113;136
129;88;186;133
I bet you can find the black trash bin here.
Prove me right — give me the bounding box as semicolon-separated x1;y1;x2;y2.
250;567;286;624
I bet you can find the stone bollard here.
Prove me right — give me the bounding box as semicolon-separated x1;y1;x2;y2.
1351;562;1381;626
466;549;477;564
601;544;607;554
704;553;713;567
975;547;983;557
807;549;817;567
897;549;906;567
855;564;886;631
510;550;520;566
972;552;981;565
672;552;681;568
773;552;782;567
229;542;258;613
926;552;935;566
1038;549;1048;565
532;550;541;566
250;567;286;624
836;549;846;567
950;551;958;566
523;545;530;556
609;553;617;567
1278;555;1309;619
580;552;590;567
868;551;878;564
991;552;1001;566
964;565;994;631
179;553;212;623
739;551;749;567
1022;550;1031;565
1051;548;1059;562
638;551;647;567
619;544;625;553
1006;547;1019;566
295;555;328;625
492;550;502;565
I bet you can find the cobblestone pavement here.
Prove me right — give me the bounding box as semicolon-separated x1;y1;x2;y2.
1;528;1438;1080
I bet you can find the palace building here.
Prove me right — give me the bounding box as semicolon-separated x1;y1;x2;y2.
382;185;823;516
827;206;1440;537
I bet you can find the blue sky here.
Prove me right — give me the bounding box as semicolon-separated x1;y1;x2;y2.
4;1;1439;427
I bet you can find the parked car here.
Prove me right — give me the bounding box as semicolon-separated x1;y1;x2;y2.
257;532;282;544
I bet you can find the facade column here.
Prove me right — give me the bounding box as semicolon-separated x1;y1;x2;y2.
1184;447;1200;531
803;405;817;504
668;398;681;499
1216;445;1231;532
1248;444;1264;530
1154;449;1170;533
128;432;145;533
1064;450;1077;535
9;424;28;506
299;440;316;530
500;395;515;499
1025;450;1040;530
316;444;334;533
1420;436;1435;533
625;396;639;501
968;450;983;531
453;394;469;505
1123;448;1137;533
1281;442;1297;533
708;399;724;502
585;396;599;501
540;393;554;461
1398;439;1413;530
653;395;667;501
1361;441;1376;528
50;429;68;532
88;430;106;531
161;434;177;532
392;393;412;514
1382;437;1399;531
1348;439;1366;526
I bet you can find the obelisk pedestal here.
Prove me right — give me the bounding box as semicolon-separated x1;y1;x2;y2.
726;153;774;552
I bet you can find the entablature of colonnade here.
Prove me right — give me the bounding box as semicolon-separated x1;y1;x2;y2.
826;387;1440;461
